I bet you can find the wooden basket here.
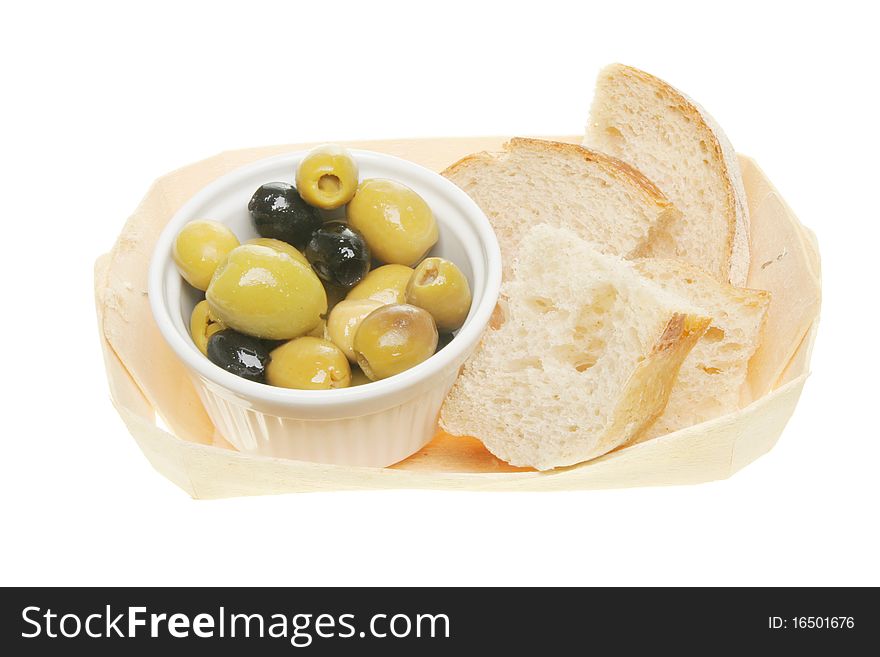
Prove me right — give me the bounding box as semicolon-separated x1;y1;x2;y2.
94;136;821;498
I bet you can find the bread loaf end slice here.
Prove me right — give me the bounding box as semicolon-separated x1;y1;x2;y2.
439;224;710;470
585;64;750;286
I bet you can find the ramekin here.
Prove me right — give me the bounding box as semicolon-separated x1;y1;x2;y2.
149;149;501;467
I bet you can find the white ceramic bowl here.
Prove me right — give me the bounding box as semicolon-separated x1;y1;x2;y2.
149;149;501;467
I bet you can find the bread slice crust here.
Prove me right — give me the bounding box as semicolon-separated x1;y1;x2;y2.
602;312;710;454
442;137;679;272
445;137;672;210
586;64;750;285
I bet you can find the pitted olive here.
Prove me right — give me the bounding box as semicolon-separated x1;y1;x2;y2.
266;337;351;390
244;237;310;266
405;257;472;331
353;304;438;381
173;220;240;290
206;244;327;340
346;179;438;266
345;264;413;305
326;298;383;363
295;145;359;210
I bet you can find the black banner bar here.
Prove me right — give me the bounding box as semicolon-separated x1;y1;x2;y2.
1;587;874;654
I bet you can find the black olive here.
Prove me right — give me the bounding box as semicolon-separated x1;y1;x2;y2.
305;221;371;289
206;329;271;383
248;182;322;250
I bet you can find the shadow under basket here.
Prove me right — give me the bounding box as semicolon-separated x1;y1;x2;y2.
94;136;821;499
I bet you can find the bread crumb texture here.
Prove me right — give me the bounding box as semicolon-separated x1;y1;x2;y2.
440;225;710;470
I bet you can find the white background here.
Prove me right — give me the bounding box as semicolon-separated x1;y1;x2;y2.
1;0;877;586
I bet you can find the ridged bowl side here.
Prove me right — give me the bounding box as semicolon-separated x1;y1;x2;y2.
193;370;459;467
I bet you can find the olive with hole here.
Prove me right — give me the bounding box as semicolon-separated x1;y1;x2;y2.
206;244;327;340
244;237;310;266
305;221;371;289
345;264;413;305
248;182;322;249
267;337;351;390
405;257;472;332
206;329;271;382
190;300;227;355
326;298;383;362
347;178;438;266
353;304;438;381
173;220;239;290
295;144;359;210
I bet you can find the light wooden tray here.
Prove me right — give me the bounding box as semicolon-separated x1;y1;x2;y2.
94;136;821;498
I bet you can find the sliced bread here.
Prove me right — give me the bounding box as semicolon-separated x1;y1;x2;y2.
439;225;710;470
633;258;770;439
585;64;750;286
442;137;677;276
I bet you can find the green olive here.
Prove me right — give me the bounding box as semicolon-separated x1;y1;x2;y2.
353;304;438;381
405;257;472;332
347;179;438;266
206;244;327;340
345;264;413;305
266;337;351;390
173;220;240;290
190;300;227;355
295;144;359;210
326;299;383;362
244;237;310;267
